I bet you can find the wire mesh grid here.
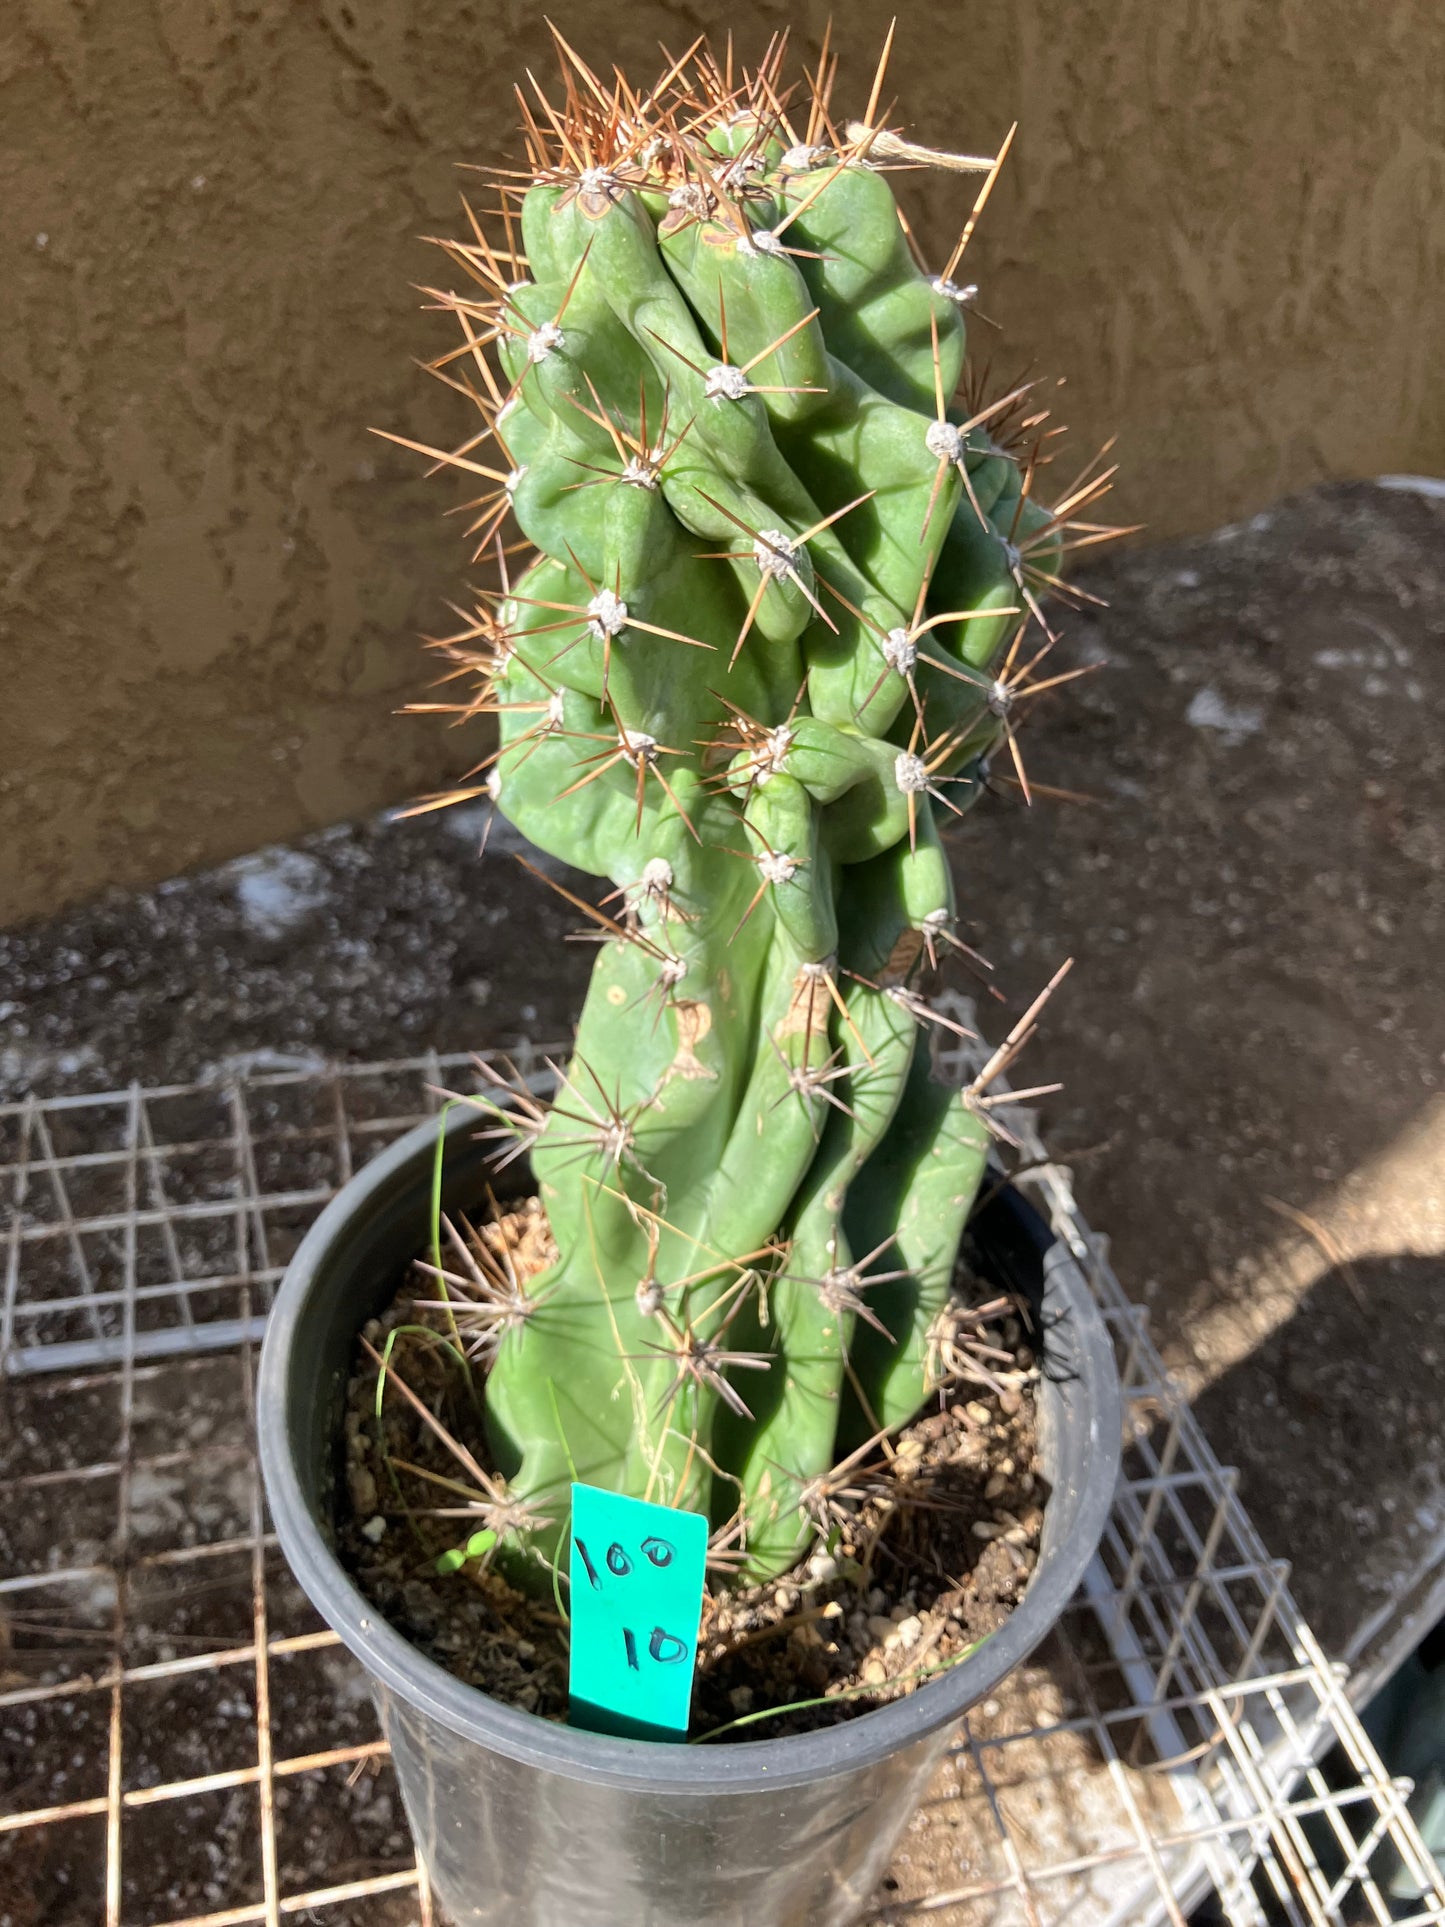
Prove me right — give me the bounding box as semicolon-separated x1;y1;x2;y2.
1;1052;1442;1927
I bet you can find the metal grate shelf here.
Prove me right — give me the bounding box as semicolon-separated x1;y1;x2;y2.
2;1053;1442;1926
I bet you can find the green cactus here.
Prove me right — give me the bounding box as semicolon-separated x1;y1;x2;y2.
391;33;1109;1589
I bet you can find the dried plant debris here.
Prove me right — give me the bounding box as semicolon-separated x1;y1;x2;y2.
337;1198;1044;1741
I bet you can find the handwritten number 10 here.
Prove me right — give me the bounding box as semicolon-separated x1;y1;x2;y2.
622;1626;689;1669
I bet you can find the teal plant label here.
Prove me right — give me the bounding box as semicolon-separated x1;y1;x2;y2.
567;1483;707;1740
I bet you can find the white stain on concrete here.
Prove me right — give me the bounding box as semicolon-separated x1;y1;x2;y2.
1314;613;1421;699
438;801;494;846
0;1041;99;1091
434;803;563;874
1185;686;1263;745
226;847;331;937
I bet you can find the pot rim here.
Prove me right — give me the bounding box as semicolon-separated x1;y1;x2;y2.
258;1108;1120;1795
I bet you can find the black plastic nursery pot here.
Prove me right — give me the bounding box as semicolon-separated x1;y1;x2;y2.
258;1105;1121;1927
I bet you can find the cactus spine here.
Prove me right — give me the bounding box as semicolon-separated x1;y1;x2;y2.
392;33;1109;1587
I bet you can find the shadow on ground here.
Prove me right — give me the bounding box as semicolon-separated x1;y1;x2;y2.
1192;1253;1445;1657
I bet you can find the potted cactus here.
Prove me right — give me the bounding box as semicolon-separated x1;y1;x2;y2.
259;30;1121;1927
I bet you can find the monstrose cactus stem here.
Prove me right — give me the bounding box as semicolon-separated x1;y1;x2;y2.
389;30;1114;1588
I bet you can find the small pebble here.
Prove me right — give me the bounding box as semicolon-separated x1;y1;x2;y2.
867;1614;897;1642
895;1437;925;1460
821;1600;844;1620
861;1658;888;1686
360;1514;387;1544
893;1615;923;1651
866;1587;887;1614
971;1520;1003;1541
806;1551;838;1583
729;1685;755;1713
347;1467;378;1515
774;1585;799;1613
964;1401;992;1426
984;1472;1009;1500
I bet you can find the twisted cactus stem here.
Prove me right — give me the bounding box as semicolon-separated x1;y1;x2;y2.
393;29;1115;1588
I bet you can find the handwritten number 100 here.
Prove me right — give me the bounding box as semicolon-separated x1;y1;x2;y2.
575;1535;675;1588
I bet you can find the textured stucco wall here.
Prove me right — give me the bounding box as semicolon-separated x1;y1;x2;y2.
2;1;1442;925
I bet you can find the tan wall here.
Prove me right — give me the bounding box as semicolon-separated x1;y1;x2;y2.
2;1;1442;925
